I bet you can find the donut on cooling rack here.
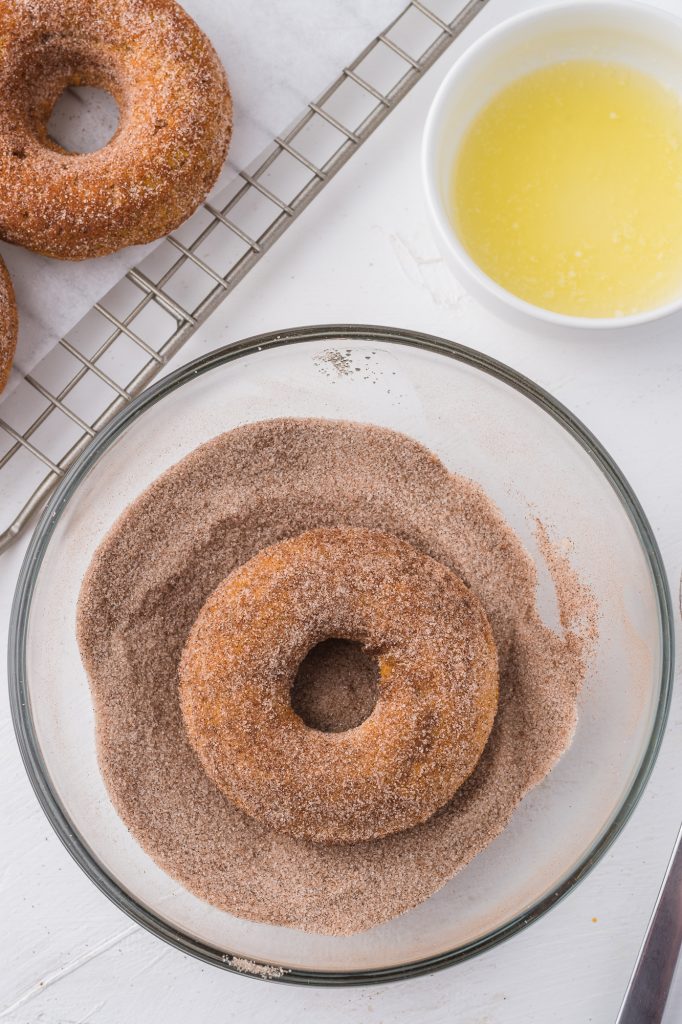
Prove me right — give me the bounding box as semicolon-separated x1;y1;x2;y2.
0;0;232;259
180;527;499;845
0;255;18;393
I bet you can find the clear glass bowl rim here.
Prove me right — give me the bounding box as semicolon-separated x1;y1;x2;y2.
8;324;674;986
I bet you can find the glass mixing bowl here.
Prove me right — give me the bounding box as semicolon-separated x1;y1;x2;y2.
9;326;673;984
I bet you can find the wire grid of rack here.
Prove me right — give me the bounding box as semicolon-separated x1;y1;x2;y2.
0;0;488;552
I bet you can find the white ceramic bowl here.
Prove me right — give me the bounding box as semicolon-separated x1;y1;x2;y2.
422;1;682;330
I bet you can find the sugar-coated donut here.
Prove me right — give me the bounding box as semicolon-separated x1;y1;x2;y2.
179;527;499;845
0;255;18;393
0;0;231;259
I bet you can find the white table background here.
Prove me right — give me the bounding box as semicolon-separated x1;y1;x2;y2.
2;1;682;1021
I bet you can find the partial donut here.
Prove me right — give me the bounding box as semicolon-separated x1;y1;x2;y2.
0;0;232;259
0;255;18;393
179;527;499;845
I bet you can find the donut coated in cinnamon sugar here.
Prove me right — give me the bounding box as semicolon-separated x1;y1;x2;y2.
179;527;499;845
0;0;231;259
0;255;17;393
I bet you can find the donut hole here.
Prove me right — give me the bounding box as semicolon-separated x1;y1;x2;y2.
291;639;380;733
47;86;120;154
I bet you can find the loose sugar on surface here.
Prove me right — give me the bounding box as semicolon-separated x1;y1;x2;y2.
222;956;287;980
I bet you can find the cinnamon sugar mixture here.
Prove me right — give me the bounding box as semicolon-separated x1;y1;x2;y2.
77;418;597;935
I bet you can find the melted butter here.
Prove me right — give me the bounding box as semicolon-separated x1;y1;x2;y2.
452;60;682;317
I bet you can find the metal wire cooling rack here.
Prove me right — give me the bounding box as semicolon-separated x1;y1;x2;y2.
0;0;488;552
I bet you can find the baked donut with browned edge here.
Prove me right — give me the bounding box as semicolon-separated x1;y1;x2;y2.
0;0;231;259
180;527;499;845
0;255;18;393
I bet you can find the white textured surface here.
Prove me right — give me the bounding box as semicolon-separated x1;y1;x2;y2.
1;0;682;1021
